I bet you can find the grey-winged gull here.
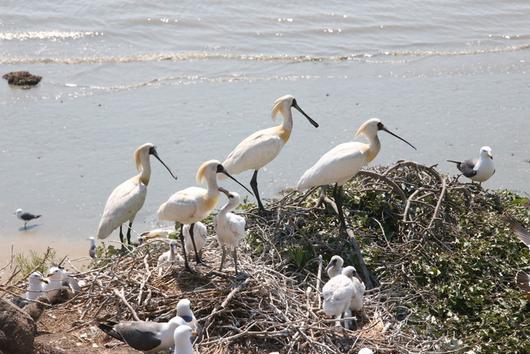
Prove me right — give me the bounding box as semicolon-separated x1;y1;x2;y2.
447;146;495;184
15;208;41;229
98;298;197;353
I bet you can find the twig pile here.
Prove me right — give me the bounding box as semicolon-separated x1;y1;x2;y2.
1;161;528;353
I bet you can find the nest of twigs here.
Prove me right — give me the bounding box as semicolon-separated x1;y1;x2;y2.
2;161;528;353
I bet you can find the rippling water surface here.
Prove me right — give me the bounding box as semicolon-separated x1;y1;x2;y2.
1;0;529;263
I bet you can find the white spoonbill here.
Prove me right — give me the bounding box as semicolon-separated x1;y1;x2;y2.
214;190;246;274
158;160;252;271
343;266;366;328
96;143;177;249
322;266;356;329
297;118;416;228
222;95;319;211
447;146;495;185
326;255;345;279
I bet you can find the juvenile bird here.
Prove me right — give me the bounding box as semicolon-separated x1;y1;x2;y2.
326;255;345;278
157;240;183;276
322;267;356;329
214;191;246;274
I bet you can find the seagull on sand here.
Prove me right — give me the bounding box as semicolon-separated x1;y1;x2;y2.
88;237;97;259
222;95;318;212
158;160;252;272
297;118;416;228
447;146;495;184
98;298;197;353
15;209;41;229
96;143;177;250
214;190;246;274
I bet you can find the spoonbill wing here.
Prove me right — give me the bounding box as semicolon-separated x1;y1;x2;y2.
297;142;369;190
97;178;147;239
223;127;284;174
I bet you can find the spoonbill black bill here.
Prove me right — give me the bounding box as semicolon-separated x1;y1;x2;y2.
297;118;416;229
158;160;252;272
222;95;318;212
96;143;177;250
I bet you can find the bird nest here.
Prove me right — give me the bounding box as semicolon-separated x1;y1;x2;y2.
1;161;528;353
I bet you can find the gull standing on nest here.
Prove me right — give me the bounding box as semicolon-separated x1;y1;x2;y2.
222;95;319;212
297;118;416;229
98;298;197;353
158;160;252;271
96;143;177;250
447;146;495;185
214;190;246;274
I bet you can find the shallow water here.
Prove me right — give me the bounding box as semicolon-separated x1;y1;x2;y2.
1;1;529;264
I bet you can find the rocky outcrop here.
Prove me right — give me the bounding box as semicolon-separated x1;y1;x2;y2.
2;71;42;86
0;298;36;354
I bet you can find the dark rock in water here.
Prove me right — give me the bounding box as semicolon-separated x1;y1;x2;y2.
2;71;42;86
23;296;50;322
0;298;36;354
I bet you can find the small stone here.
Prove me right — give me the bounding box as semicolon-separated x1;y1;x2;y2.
2;71;42;86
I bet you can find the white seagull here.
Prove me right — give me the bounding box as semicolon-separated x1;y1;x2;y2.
222;95;318;211
157;240;183;276
297;118;416;228
173;325;195;354
15;208;41;230
322;266;356;329
24;272;48;301
96;143;177;250
158;160;252;271
88;237;97;259
214;190;246;274
447;146;495;184
98;298;197;353
326;255;345;279
43;267;65;292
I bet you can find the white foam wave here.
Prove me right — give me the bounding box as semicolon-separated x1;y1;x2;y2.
0;31;102;41
1;44;529;65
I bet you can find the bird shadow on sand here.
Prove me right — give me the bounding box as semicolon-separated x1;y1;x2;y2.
18;224;41;232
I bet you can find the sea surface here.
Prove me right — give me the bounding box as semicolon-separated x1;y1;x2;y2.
1;0;529;265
